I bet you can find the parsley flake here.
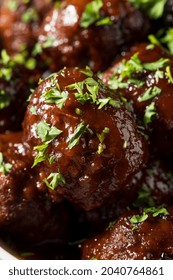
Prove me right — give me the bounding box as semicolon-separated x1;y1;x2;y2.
44;172;66;190
129;0;167;19
80;0;112;28
160;28;173;55
30;106;37;115
32;121;62;167
68;121;88;149
97;127;109;143
166;66;173;83
143;58;170;71
43;87;68;109
0;152;12;175
144;102;157;126
138;86;161;102
130;205;169;225
32;143;48;168
35;121;62;143
130;213;148;224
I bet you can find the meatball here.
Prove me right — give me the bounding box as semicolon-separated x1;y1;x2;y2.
0;0;38;55
38;0;151;72
0;50;40;132
103;43;173;157
82;207;173;260
22;67;148;210
0;132;72;244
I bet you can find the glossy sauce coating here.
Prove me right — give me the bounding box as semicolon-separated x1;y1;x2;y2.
22;67;148;210
82;207;173;260
0;132;72;244
103;43;173;157
38;0;150;72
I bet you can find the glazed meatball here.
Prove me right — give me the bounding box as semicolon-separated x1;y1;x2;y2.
0;0;37;55
38;0;151;72
22;67;148;210
0;132;72;244
0;0;54;56
82;207;173;260
103;43;173;157
0;50;40;132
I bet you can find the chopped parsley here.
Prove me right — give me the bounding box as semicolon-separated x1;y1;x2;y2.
30;106;37;115
144;102;157;126
32;35;54;55
32;121;62;167
97;127;109;143
67;121;88;149
43;87;68;109
138;86;161;102
68;76;120;109
130;213;148;224
97;143;106;154
80;0;112;28
0;152;12;175
129;0;167;19
35;121;62;143
130;206;169;225
75;108;83;116
44;172;66;190
166;66;173;84
21;7;38;23
7;0;18;11
109;53;169;92
32;143;48;168
143;58;170;71
96;127;109;154
160;28;173;55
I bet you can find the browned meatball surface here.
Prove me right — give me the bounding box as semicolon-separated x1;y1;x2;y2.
22;67;148;210
103;43;173;157
38;0;151;72
0;50;40;132
82;207;173;260
0;0;38;55
0;132;73;244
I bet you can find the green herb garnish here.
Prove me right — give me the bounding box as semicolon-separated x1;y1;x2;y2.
30;106;37;115
44;172;66;190
144;102;157;126
0;152;12;175
166;66;173;83
143;58;170;71
80;0;112;28
35;121;62;143
129;0;167;19
68;121;88;149
138;86;161;102
21;7;38;23
43;87;68;109
130;206;169;225
32;143;48;168
32;121;62;167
